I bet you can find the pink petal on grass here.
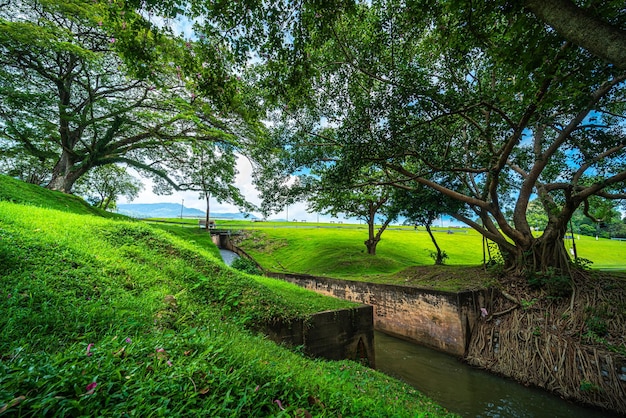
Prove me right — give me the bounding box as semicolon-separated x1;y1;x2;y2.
85;382;97;394
274;399;285;410
86;343;94;356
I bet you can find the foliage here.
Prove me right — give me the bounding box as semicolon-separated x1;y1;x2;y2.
0;0;253;193
231;256;262;275
0;179;455;417
74;164;142;210
429;250;449;265
208;0;626;277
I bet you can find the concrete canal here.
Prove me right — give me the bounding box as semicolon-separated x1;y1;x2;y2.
218;247;620;416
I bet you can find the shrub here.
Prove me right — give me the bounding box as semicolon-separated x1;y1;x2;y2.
231;256;262;275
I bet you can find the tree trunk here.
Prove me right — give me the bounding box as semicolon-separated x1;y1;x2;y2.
425;223;445;265
46;151;84;193
503;234;572;276
524;0;626;69
204;193;210;231
364;237;379;255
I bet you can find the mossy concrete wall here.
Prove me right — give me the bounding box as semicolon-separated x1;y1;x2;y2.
267;272;486;357
216;237;376;365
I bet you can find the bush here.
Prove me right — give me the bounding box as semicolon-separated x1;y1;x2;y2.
231;256;262;275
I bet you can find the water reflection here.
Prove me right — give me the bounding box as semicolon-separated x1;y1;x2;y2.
374;331;617;418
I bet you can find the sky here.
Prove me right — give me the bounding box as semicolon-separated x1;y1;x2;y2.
118;153;464;226
118;154;331;222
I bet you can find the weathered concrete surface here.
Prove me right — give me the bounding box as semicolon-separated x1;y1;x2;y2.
260;305;376;367
216;235;376;365
267;272;486;357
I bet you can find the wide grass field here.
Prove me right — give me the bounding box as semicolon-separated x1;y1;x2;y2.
0;175;455;417
209;220;626;279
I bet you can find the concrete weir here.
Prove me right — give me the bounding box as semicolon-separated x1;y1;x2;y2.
267;272;486;357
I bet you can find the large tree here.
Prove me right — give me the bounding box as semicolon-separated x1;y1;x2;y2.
239;0;625;276
0;0;248;193
102;0;625;276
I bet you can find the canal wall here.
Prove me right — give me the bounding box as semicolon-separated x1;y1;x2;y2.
266;271;485;357
215;235;375;366
259;305;375;368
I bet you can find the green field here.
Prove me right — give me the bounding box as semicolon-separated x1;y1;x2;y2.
214;221;626;279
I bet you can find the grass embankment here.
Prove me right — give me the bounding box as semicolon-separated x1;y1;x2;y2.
0;175;455;417
228;223;625;290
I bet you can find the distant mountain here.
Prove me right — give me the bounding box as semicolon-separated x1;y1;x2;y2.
116;203;258;220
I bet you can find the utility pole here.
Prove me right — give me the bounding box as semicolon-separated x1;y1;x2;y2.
180;198;184;227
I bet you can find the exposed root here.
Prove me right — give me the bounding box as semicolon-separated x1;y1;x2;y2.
467;270;626;414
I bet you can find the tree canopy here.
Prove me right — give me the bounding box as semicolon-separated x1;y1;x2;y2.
217;0;626;275
0;0;255;193
2;0;624;278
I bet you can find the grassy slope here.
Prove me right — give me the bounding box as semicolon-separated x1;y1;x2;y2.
0;175;454;417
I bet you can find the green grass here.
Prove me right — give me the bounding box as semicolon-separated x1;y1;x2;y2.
234;227;485;277
228;223;625;285
0;176;455;417
0;174;124;218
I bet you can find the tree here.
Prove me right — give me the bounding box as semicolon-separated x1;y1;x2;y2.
115;0;625;276
307;167;398;255
0;145;55;186
166;141;252;230
74;164;142;210
242;0;626;277
0;0;248;193
392;186;465;265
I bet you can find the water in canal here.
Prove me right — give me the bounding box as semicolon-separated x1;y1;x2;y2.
375;331;618;417
219;248;239;266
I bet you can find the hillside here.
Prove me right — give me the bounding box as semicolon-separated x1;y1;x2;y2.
0;175;454;417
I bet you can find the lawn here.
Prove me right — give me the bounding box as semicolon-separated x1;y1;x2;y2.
228;222;625;281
